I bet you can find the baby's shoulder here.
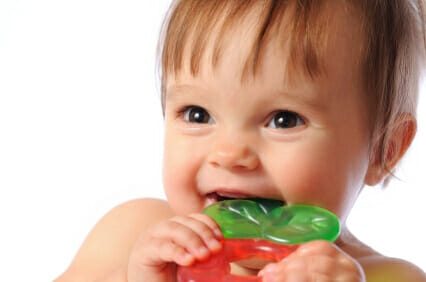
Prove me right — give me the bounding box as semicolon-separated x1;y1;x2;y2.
55;198;174;281
84;197;174;246
339;230;425;281
359;255;426;281
117;197;173;222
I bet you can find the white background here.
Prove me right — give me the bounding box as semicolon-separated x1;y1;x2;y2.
0;1;425;281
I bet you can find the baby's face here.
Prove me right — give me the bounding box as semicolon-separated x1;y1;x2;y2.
162;3;372;223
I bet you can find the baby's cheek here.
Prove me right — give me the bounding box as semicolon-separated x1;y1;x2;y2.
269;150;346;213
163;148;204;215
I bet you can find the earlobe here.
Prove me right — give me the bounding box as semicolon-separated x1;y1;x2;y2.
364;165;382;186
364;114;417;186
384;114;417;171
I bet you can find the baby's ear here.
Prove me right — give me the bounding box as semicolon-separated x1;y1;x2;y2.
364;114;417;186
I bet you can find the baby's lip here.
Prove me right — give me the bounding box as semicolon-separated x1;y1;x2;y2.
211;189;254;198
204;190;254;207
204;189;286;207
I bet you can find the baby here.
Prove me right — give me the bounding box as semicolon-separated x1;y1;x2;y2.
56;0;426;281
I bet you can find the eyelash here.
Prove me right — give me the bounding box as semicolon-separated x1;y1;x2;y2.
266;110;305;129
177;105;213;124
176;105;305;129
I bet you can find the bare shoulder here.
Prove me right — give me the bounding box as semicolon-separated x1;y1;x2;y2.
360;255;426;282
55;198;173;281
338;229;425;281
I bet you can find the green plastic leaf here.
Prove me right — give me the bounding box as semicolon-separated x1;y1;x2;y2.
203;199;340;245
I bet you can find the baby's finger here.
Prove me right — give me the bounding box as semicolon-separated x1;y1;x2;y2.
292;240;339;257
259;261;307;282
142;237;195;267
188;213;223;238
292;240;361;271
151;219;213;260
171;215;222;251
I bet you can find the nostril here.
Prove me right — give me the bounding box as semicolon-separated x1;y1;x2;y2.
208;148;260;171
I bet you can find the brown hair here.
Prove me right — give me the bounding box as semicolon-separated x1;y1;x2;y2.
157;0;426;178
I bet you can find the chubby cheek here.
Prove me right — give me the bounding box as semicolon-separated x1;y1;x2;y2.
163;133;204;215
267;142;363;219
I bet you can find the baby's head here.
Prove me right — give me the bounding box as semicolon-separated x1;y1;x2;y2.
158;0;425;221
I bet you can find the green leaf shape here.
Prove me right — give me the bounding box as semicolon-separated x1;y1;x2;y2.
203;199;340;245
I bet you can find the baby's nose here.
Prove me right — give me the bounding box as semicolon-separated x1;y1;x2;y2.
207;141;259;171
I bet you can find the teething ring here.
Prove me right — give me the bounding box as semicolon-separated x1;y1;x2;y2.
177;239;298;282
177;199;340;282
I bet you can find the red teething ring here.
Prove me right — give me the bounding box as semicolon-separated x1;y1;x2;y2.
177;239;298;282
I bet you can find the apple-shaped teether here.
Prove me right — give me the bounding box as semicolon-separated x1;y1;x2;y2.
177;199;340;282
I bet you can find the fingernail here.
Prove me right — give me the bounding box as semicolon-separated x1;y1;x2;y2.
259;263;276;275
259;264;277;282
198;246;209;257
214;228;223;238
181;253;194;265
207;238;222;251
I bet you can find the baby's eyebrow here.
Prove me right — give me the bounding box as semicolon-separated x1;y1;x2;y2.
273;89;327;111
166;84;211;101
166;83;327;111
166;84;194;96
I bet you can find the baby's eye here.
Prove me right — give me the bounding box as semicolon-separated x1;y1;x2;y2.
266;110;305;129
181;106;213;124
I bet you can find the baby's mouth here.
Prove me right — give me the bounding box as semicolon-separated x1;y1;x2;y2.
206;191;248;202
205;191;258;205
205;191;286;206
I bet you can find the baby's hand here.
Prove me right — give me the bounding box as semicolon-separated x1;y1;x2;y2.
127;213;223;282
258;241;365;282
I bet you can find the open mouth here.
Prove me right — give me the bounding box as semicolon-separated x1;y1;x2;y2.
205;191;285;206
206;191;253;203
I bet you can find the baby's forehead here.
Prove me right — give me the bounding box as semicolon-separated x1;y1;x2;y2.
163;0;365;87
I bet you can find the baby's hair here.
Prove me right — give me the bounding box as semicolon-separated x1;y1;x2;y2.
157;0;426;182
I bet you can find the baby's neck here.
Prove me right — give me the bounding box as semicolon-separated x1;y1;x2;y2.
336;226;379;259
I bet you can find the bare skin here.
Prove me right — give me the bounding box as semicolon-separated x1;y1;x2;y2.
55;2;426;281
55;198;425;282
